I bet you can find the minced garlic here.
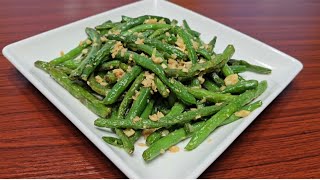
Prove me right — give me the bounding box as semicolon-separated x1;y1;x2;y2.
135;38;144;45
149;111;164;121
175;35;186;52
132;116;142;123
168;146;180;153
144;18;158;24
111;41;124;58
224;74;239;86
235;110;251;117
132;90;140;101
123;128;135;137
112;68;125;79
151;48;163;64
158;19;166;24
142;128;157;139
141;71;157;92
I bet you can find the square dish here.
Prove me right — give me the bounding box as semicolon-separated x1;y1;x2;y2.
2;0;303;178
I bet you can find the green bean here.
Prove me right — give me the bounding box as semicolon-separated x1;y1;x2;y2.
117;15;170;32
211;72;225;87
102;136;123;148
121;15;133;22
94;104;226;129
95;21;121;30
116;50;196;105
127;43;165;63
221;80;258;94
185;81;267;150
202;79;220;92
190;78;201;88
117;73;145;118
81;41;114;81
222;64;234;77
229;59;272;74
102;129;142;147
143;121;205;161
61;59;81;69
229;65;247;73
141;30;155;37
126;87;151;120
141;99;155;119
104;72;117;84
123;24;172;35
70;28;101;79
114;128;134;154
149;27;171;39
166;102;186;117
164;45;235;80
145;102;185;146
103;65;142;105
108;34;186;59
196;49;212;60
49;40;90;66
154;76;170;98
99;60;128;71
187;87;235;103
56;66;72;75
35;61;111;117
176;27;197;63
87;73;110;96
219;100;262;126
207;36;217;53
182;19;200;38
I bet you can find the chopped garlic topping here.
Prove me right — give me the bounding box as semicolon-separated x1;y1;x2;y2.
175;35;186;52
133;116;142;123
165;32;170;37
158;19;166;24
144;18;158;24
132;90;140;100
111;41;124;58
113;68;125;79
168;59;179;69
168;146;180;153
224;74;239;86
149;111;164;121
95;75;104;84
161;130;170;137
151;48;163;64
235;110;251;117
123;128;135;137
191;40;199;50
100;36;107;42
198;59;206;64
142;128;157;139
220;86;226;91
195;115;201;119
137;143;147;147
161;63;167;69
120;48;127;57
197;75;205;84
81;48;88;54
141;71;157;92
86;39;92;45
135;38;144;45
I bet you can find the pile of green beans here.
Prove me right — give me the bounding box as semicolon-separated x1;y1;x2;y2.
34;15;272;161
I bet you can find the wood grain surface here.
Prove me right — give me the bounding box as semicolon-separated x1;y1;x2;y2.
0;0;319;178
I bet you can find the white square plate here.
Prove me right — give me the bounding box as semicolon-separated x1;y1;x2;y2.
2;0;303;178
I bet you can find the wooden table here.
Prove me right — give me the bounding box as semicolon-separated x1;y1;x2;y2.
1;0;319;178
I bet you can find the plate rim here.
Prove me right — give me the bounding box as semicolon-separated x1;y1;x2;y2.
2;0;303;178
